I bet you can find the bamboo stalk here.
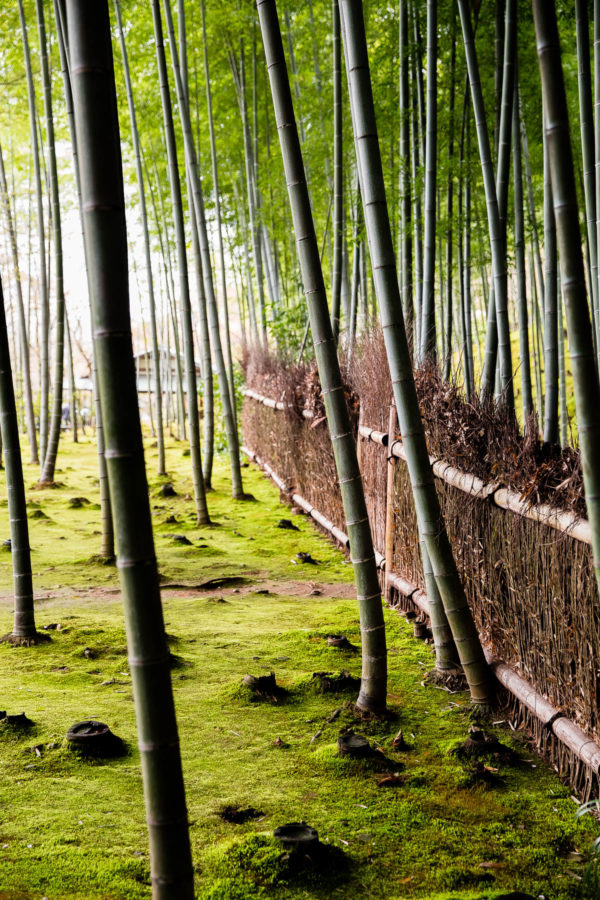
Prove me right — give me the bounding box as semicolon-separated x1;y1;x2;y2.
457;0;514;408
67;3;194;894
162;0;245;500
113;0;166;477
37;0;66;484
340;0;491;702
151;0;209;526
257;0;388;714
384;405;397;604
533;0;600;594
0;269;44;645
0;141;38;465
18;0;48;464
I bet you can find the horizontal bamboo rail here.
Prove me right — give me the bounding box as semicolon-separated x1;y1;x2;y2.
386;428;589;544
242;388;314;419
241;433;600;780
245;391;591;544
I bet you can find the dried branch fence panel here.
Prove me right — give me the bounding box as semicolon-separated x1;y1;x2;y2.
242;387;600;796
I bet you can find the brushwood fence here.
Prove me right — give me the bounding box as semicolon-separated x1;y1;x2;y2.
242;386;600;799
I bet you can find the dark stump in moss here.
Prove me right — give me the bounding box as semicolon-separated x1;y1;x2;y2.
0;712;34;732
220;805;264;824
337;730;376;759
243;672;286;703
66;720;126;758
326;635;357;652
273;823;347;877
274;822;319;853
413;619;430;639
310;670;360;694
451;726;517;764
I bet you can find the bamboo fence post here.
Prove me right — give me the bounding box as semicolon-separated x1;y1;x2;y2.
384;404;397;605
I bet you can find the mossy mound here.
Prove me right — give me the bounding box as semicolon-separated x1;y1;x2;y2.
204;832;348;897
298;669;361;696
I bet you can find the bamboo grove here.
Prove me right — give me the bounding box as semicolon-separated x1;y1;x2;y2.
0;0;599;895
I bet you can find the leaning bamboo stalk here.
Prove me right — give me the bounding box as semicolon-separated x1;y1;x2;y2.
18;0;48;463
0;141;38;464
533;0;600;593
37;0;65;484
162;0;245;501
257;0;388;714
576;0;599;353
341;0;486;698
152;0;209;526
457;0;514;407
113;0;166;477
0;269;45;646
67;3;194;895
419;0;437;361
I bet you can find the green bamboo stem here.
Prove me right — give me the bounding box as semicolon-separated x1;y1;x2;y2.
340;0;492;704
457;0;513;409
257;0;387;714
530;249;545;420
595;0;600;365
200;0;236;424
36;0;65;485
54;0;114;559
0;270;45;646
228;47;267;344
331;0;343;342
520;107;545;311
533;0;600;599
114;0;166;477
410;57;423;354
558;271;569;447
543;123;559;446
161;0;245;500
0;140;38;465
443;13;457;383
151;0;209;525
419;0;437;361
65;312;78;443
399;0;413;357
513;79;533;422
67;3;194;894
18;0;48;465
576;0;599;357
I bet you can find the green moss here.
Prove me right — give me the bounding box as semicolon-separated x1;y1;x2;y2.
0;437;595;898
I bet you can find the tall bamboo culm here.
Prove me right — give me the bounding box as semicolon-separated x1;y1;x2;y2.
67;2;194;896
340;0;492;704
257;0;388;715
37;0;66;485
161;0;245;501
151;0;209;526
114;0;166;478
18;0;49;464
0;270;46;647
533;0;600;599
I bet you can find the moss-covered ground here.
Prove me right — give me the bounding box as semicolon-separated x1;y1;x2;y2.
0;433;596;899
